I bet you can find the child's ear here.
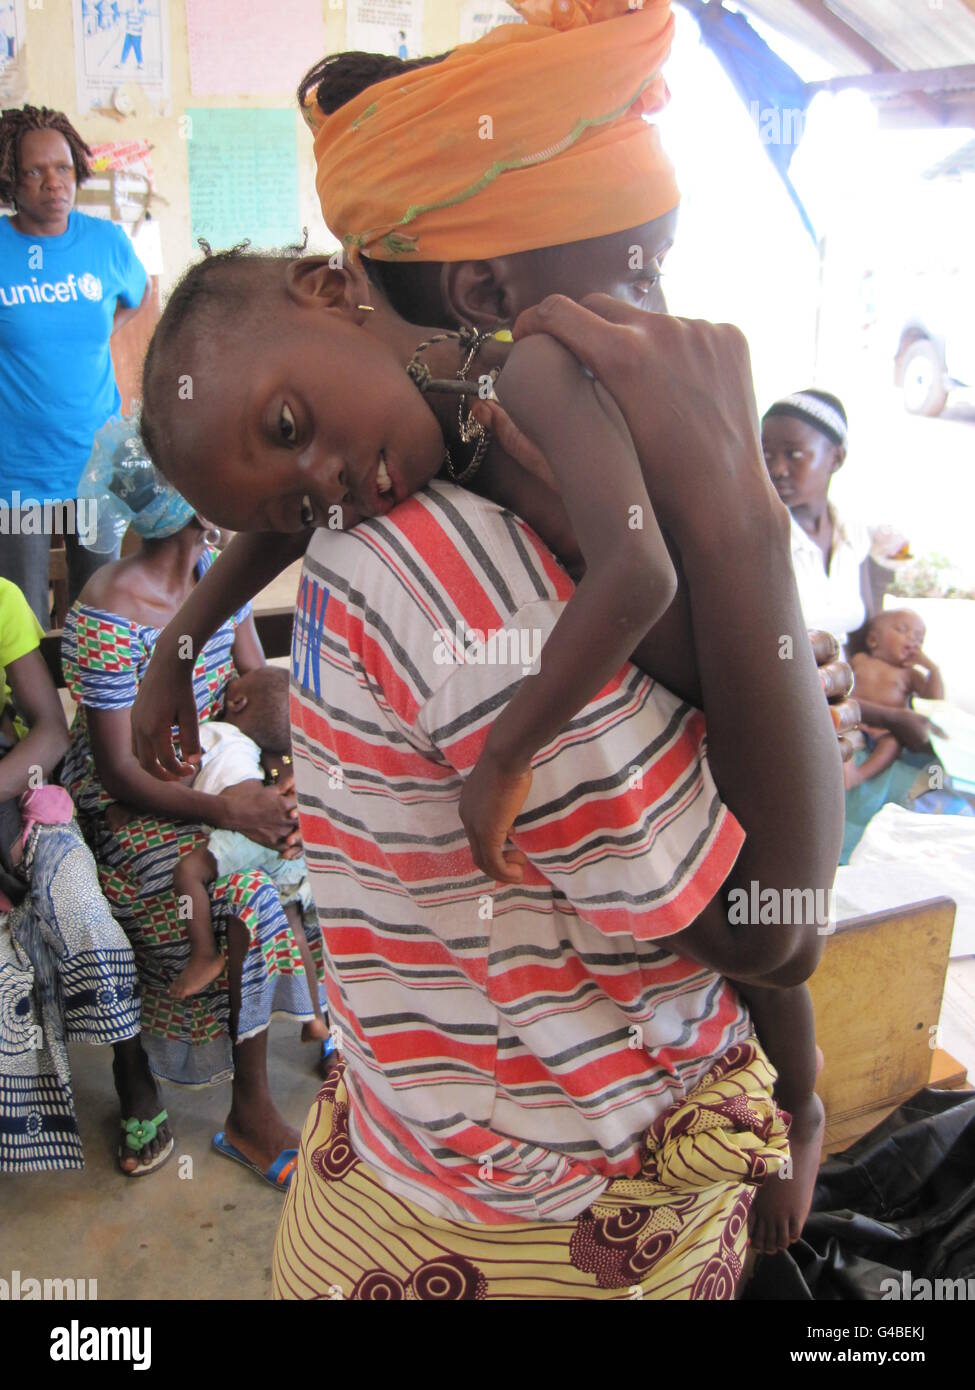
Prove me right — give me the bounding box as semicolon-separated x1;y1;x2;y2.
829;443;847;474
226;692;248;714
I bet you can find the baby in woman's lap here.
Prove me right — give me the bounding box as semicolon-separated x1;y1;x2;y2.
170;666;327;1040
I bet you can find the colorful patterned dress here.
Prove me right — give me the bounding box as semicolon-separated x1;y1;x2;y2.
0;820;141;1172
60;553;324;1087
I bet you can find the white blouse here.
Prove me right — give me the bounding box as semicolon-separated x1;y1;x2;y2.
789;505;872;650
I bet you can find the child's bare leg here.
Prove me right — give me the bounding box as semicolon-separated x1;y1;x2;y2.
844;733;901;791
283;901;328;1041
170;848;226;997
737;981;825;1254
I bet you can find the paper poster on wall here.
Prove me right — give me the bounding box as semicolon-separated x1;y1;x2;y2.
73;0;171;114
75;139;155;225
0;0;28;104
187;108;300;253
458;0;524;44
185;0;325;97
346;0;423;59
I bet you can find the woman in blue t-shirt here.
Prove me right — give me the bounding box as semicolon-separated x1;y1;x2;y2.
0;105;149;625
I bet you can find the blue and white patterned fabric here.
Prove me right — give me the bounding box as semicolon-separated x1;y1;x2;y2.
0;820;140;1172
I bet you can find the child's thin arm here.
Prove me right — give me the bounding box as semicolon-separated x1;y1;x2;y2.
459;334;677;881
912;653;945;700
131;530;309;778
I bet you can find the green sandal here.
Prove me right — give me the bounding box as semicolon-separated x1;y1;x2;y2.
118;1110;174;1177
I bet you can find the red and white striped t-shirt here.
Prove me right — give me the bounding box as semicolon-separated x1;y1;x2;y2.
290;482;750;1225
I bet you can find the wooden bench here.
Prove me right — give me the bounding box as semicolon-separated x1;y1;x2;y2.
809;896;967;1153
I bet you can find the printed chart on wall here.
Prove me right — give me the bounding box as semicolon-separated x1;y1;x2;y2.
458;0;525;44
185;0;324;97
0;0;27;104
72;0;171;113
346;0;423;59
187;108;300;253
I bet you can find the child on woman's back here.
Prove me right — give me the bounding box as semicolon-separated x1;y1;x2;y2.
845;610;944;791
137;245;834;1254
171;665;328;1042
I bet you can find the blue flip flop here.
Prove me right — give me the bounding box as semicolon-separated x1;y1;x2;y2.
212;1131;298;1192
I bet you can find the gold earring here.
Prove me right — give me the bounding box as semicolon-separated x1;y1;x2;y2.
357;304;375;312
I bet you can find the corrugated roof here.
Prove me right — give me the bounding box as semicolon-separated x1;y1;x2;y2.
924;136;975;177
737;0;975;74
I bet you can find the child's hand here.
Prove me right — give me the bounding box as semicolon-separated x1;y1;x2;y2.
459;753;533;884
131;641;202;779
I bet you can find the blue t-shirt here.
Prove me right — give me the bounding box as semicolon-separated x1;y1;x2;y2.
0;211;147;504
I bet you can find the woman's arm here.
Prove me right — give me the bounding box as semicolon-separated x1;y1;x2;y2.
0;650;71;801
88;704;300;848
846;556;889;656
855;698;935;750
231;612;267;676
460;333;677;879
112;278;151;336
131;530;308;777
511;296;845;987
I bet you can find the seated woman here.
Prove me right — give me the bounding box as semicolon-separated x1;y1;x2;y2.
60;437;326;1190
761;390;949;860
0;577;168;1176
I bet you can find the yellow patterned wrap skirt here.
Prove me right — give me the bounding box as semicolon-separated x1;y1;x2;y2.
272;1038;789;1301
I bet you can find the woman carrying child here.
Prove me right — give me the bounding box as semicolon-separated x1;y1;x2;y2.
61;434;326;1188
130;1;858;1290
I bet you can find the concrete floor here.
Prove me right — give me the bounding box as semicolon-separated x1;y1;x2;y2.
0;1021;322;1300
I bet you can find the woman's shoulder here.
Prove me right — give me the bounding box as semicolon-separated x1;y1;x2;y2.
71;209;124;244
66;563;157;660
75;560;143;620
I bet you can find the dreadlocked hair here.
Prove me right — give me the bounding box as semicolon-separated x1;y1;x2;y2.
297;49;450;119
140;235;308;472
0;104;92;207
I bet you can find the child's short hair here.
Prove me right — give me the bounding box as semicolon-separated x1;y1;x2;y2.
864;608;924;652
140;241;303;474
235;666;292;755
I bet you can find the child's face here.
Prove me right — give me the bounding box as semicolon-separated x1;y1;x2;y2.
868;611;925;667
761;416;843;511
165;279;446;534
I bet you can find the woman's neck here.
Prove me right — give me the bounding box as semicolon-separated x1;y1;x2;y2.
791;497;833;569
135;526;208;603
11;208;71;237
791;497;831;538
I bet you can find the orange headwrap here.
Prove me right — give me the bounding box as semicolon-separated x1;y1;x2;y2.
304;0;679;262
